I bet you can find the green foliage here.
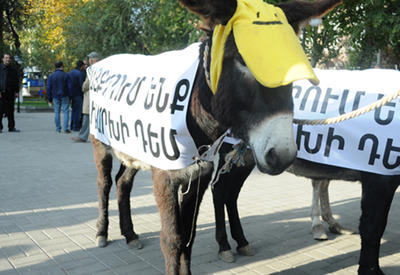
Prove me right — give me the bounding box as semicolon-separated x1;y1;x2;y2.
11;0;400;72
19;0;202;73
302;12;343;67
335;0;400;68
0;0;29;56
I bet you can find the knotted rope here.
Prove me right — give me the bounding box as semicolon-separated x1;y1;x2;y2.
293;89;400;125
203;41;212;90
209;142;248;189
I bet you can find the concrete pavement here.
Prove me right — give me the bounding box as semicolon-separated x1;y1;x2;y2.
0;112;399;274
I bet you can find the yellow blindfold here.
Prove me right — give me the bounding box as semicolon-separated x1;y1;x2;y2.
210;0;319;93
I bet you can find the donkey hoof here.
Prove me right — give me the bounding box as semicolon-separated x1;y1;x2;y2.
312;224;328;240
218;250;235;263
96;236;107;247
329;223;354;235
237;244;254;256
128;239;143;249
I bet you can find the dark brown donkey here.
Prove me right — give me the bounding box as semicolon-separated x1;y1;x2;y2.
90;0;341;274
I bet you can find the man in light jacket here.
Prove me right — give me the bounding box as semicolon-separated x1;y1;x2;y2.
71;52;99;142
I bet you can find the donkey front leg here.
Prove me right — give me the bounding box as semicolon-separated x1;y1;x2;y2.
225;164;254;257
115;164;143;249
92;139;113;247
212;179;233;262
358;173;398;275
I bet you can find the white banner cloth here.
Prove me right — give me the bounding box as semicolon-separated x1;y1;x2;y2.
293;69;400;175
89;47;400;175
89;43;200;170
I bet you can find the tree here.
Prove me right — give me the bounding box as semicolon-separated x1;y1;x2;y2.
63;0;201;56
0;0;29;58
21;0;83;73
20;0;202;73
337;0;400;68
304;0;400;69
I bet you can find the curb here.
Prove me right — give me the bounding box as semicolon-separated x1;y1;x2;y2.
15;105;53;113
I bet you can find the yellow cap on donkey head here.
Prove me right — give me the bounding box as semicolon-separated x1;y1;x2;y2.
210;0;319;93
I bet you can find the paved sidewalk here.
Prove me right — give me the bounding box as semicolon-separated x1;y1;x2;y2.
0;112;399;275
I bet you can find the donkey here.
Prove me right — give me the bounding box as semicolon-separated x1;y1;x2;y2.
90;0;342;274
213;148;398;275
289;159;399;275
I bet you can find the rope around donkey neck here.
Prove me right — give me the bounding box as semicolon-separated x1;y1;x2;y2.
293;89;400;125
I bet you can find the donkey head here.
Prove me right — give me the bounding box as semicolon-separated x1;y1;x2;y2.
182;0;341;174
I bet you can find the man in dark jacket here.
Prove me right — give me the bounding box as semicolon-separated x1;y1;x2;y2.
47;61;71;133
68;60;84;131
0;53;20;132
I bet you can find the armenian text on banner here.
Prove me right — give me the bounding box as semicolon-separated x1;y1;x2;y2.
88;43;201;170
293;69;400;175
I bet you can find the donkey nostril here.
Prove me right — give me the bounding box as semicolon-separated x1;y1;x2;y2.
266;148;278;168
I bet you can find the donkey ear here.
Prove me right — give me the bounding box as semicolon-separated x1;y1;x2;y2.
179;0;237;27
277;0;342;34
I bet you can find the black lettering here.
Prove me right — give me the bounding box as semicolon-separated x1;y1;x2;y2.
374;93;395;125
90;100;96;120
358;134;380;165
293;85;302;99
147;124;160;157
126;77;146;106
324;127;345;157
339;90;366;115
320;88;339;114
338;89;349;115
144;77;156;110
299;86;321;112
95;107;107;135
383;139;400;169
120;115;129;144
114;75;127;101
161;128;180;160
93;68;103;92
108;111;120;141
100;70;111;95
353;91;365;110
156;78;168;112
108;74;122;99
296;125;323;154
135;120;148;153
171;79;190;114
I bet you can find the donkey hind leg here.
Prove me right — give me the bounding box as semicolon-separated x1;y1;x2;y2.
115;164;143;249
319;179;354;235
153;169;182;275
311;179;328;240
179;172;210;275
358;173;398;275
94;152;113;247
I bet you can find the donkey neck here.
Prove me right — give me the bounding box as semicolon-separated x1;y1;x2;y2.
187;45;226;149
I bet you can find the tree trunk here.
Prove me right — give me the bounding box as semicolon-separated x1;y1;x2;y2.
0;6;4;53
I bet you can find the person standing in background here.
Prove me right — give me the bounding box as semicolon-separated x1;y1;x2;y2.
69;60;84;131
71;52;99;142
81;60;87;82
47;61;71;133
0;53;20;133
